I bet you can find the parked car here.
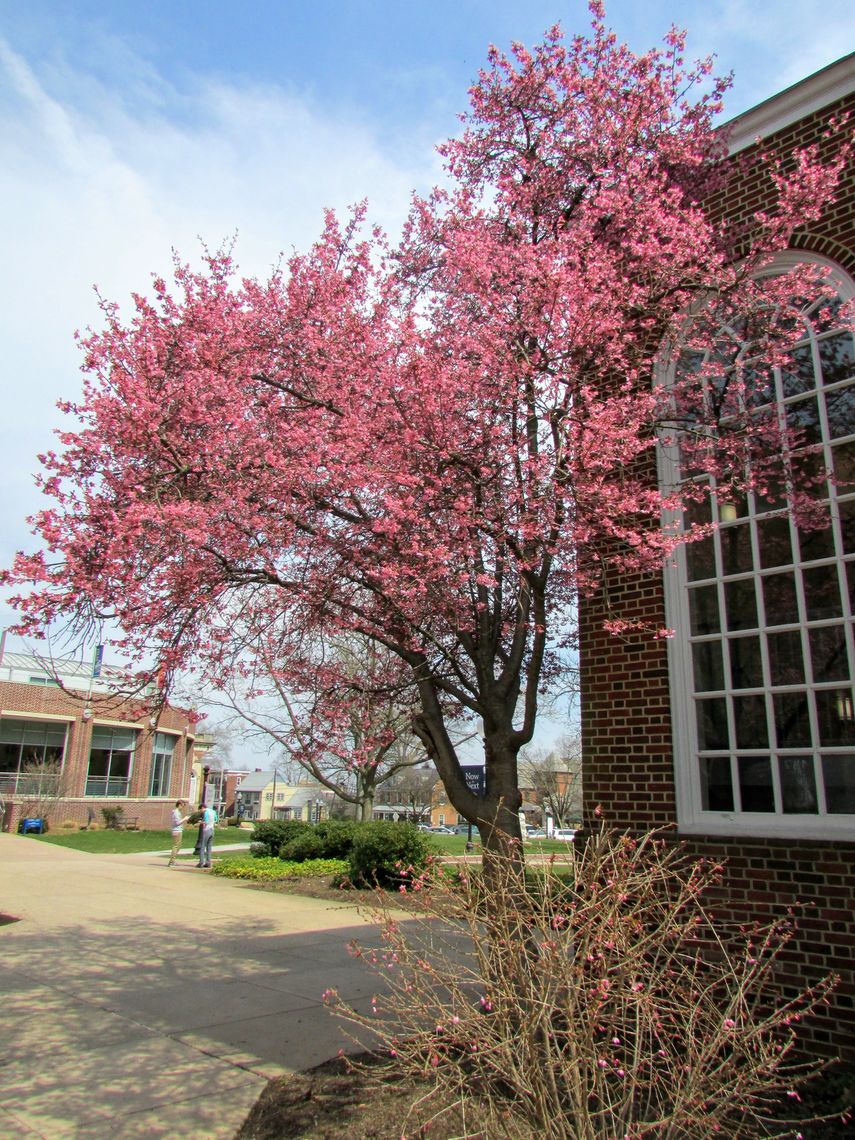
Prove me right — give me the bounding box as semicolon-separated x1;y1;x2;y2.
427;825;455;834
553;828;577;842
452;823;475;835
525;829;546;839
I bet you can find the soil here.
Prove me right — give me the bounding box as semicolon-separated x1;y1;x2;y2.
236;878;855;1140
236;1051;854;1140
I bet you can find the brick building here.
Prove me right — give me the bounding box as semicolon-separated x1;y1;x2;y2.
581;55;855;1059
0;651;199;831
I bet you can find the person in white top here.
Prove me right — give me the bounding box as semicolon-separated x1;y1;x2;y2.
167;800;189;867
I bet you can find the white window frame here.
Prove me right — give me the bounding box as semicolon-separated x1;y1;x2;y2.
661;253;855;841
149;731;178;798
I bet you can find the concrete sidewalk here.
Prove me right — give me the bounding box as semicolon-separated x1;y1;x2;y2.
0;833;389;1138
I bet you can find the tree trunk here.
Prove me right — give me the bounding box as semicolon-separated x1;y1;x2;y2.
358;793;374;823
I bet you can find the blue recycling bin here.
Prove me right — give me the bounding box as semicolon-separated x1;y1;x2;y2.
20;818;44;835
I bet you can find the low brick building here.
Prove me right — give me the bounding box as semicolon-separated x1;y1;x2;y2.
0;651;199;831
581;55;855;1060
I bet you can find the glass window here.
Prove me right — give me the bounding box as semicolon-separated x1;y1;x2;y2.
666;262;855;836
149;732;176;797
0;718;68;792
737;756;774;812
86;726;135;797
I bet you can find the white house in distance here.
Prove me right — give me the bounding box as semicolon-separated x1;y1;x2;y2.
234;769;331;822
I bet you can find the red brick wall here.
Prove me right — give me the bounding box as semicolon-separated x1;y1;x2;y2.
580;85;855;1061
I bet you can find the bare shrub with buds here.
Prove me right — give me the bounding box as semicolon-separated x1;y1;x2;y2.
328;828;836;1138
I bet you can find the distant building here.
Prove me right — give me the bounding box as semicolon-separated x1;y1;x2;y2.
233;769;330;822
0;651;198;831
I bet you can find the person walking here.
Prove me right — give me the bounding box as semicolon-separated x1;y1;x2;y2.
167;800;189;867
197;803;217;868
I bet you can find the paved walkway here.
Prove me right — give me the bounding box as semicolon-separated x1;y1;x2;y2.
0;833;390;1138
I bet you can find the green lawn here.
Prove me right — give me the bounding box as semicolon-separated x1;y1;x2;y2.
32;828;249;855
29;827;570;858
426;834;572;857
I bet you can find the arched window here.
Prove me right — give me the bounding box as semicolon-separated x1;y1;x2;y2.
664;256;855;840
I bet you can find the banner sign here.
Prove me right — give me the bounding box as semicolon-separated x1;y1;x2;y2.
461;764;485;796
92;644;104;678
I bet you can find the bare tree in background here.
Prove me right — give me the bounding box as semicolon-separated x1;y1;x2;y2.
201;634;438;822
519;734;582;827
18;758;70;825
379;763;439;824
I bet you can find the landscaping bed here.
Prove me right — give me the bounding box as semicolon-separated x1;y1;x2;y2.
237;1054;853;1140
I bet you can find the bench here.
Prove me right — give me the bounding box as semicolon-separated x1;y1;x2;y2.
117;817;140;831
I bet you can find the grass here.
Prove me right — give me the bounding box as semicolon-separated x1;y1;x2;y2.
425;834;573;857
30;827;571;858
31;827;250;855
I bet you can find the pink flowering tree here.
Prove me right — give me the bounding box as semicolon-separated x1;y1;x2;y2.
4;7;852;861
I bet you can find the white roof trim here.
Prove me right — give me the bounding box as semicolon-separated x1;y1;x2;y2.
726;53;855;154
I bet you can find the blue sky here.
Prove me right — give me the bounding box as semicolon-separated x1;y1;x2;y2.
0;0;853;748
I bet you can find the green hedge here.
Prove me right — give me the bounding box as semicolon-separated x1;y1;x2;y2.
348;822;430;888
250;819;311;857
249;818;431;889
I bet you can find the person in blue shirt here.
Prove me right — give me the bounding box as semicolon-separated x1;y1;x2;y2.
197;803;217;868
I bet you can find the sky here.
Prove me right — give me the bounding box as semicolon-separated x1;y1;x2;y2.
0;0;853;757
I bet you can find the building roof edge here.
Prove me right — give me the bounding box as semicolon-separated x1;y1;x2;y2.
725;53;855;154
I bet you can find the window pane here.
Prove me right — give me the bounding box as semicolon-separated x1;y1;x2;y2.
686;535;715;582
762;573;799;625
730;636;763;688
781;344;815;397
720;524;752;575
803;565;843;620
832;440;855;490
88;749;110;778
0;742;21;773
798;520;834;563
815;689;855;746
689;585;721;635
725;579;758;631
696;698;729;750
692;641;724;692
848;561;855;610
841;500;855;555
738;756;774;812
780;755;818;813
767;630;805;685
700;757;734;811
822;755;855;813
733;695;769;748
773;692;812;747
757;516;792;569
786;395;822;448
826;387;855;439
809;625;850;682
818;332;855;386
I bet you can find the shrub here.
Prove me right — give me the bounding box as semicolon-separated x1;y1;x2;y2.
55;819;79;831
250;818;310;857
313;819;360;858
347;822;430;889
281;830;327;862
211;856;347;882
101;806;124;830
330;828;836;1138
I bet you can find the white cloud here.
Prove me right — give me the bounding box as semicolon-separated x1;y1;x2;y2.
0;40;440;626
